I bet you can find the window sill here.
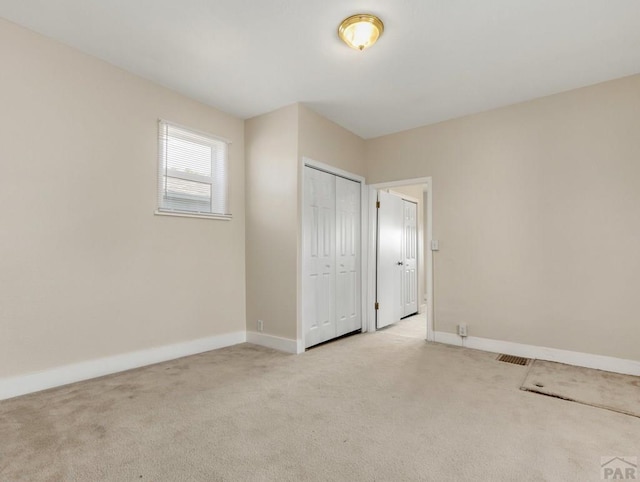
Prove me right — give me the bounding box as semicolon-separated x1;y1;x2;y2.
154;210;232;221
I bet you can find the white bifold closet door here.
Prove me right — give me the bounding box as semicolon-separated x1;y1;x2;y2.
303;167;335;348
303;166;361;349
335;176;361;337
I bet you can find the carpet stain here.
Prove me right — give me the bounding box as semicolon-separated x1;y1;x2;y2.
522;360;640;418
93;424;107;439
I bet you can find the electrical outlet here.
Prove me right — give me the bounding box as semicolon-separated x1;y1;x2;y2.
257;320;264;332
458;323;468;337
431;239;439;251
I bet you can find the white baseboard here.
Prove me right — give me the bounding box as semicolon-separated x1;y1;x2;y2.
246;331;299;354
433;331;463;346
0;331;246;401
433;331;640;376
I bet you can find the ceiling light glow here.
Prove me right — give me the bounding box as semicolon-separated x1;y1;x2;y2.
338;14;384;51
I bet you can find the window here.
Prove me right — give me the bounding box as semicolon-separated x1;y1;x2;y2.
157;120;230;219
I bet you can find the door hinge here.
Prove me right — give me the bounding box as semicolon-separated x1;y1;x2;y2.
375;302;379;310
376;201;380;208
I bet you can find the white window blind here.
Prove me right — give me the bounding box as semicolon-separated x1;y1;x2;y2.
157;120;230;218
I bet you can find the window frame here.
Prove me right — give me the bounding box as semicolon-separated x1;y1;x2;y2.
155;119;232;221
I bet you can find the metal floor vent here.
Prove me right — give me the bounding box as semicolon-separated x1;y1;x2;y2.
497;354;530;366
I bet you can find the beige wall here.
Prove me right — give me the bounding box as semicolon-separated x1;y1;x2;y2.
0;19;246;378
298;105;366;177
5;13;637;377
366;75;640;361
245;105;299;339
245;104;366;342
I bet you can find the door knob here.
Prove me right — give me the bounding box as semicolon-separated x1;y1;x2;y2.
397;261;404;266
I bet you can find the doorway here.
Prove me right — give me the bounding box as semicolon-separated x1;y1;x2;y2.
367;178;434;341
376;189;419;328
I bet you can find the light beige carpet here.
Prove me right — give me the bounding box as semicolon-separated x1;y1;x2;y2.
377;312;426;339
521;359;640;418
1;332;639;481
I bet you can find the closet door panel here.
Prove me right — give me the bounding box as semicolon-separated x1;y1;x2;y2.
303;167;336;348
335;176;361;337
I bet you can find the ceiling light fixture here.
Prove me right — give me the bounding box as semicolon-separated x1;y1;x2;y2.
338;14;384;51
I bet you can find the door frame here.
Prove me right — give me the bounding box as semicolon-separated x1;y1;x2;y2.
367;177;434;341
297;157;368;353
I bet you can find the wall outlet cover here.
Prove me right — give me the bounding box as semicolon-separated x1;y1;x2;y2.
458;323;468;337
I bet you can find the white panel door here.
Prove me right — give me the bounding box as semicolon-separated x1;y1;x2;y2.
402;200;418;317
303;167;336;348
335;176;361;337
376;190;403;329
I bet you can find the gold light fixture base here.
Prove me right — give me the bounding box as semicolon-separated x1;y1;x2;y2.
338;14;384;51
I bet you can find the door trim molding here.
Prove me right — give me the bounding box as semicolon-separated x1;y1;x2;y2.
298;158;367;352
388;190;420;204
368;177;433;340
302;158;365;184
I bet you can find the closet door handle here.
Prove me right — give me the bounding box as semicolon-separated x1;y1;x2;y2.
397;261;404;266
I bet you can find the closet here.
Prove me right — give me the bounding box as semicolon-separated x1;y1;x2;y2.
302;166;361;348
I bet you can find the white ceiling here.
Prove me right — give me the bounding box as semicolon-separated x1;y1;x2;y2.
1;1;639;138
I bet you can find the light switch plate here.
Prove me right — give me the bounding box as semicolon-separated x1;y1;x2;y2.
431;239;439;251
